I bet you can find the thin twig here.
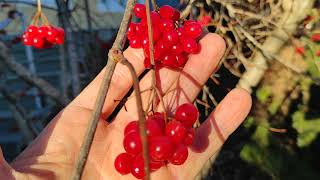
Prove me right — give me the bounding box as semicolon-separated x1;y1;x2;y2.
121;57;151;180
71;0;136;179
151;0;158;10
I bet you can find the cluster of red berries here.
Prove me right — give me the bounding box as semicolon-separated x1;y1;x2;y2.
127;4;203;69
114;103;199;179
22;25;65;49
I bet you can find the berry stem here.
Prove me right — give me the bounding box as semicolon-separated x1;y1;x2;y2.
151;0;158;10
70;0;136;179
121;56;151;180
145;0;168;122
37;0;42;13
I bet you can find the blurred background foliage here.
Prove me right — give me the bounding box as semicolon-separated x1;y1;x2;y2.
0;0;320;180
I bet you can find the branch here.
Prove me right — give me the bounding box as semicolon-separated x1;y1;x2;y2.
0;84;35;143
0;43;69;106
121;56;150;180
236;0;316;92
1;0;57;10
71;0;136;179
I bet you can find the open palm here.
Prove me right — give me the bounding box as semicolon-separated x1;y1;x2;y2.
0;33;251;180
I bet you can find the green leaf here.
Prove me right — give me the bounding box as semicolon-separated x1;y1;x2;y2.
256;86;272;103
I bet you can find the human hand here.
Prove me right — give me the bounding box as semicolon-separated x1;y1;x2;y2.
0;33;251;180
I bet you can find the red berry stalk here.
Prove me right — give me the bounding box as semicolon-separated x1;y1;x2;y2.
22;0;65;49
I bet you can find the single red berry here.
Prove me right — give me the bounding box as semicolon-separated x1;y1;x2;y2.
159;5;175;19
134;4;146;18
123;132;142;155
114;153;133;175
22;33;33;46
175;103;199;127
311;33;320;42
27;26;38;36
135;23;146;34
295;47;305;55
148;112;165;130
159;19;175;32
150;159;164;171
161;55;176;67
146;119;163;137
163;30;179;46
173;10;180;21
149;136;174;161
184;22;202;39
169;144;188;165
170;43;184;55
165;120;187;144
46;27;58;44
184;128;195;146
198;15;212;26
32;36;45;49
141;11;161;27
129;36;142;48
55;27;65;45
141;36;149;48
182;39;200;54
131;154;145;179
127;23;137;40
176;53;188;67
38;26;49;37
124;121;138;135
316;50;320;57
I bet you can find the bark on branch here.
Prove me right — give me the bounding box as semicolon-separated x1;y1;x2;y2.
0;42;69;106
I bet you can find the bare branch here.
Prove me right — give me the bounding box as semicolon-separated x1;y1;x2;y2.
0;43;69;106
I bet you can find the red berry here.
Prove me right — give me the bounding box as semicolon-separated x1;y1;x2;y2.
148;112;165;130
184;128;195;146
38;26;49;37
22;33;33;46
175;103;199;127
123;132;142;155
159;5;175;19
114;153;133;175
165;120;187;144
55;27;65;45
127;23;137;40
311;33;320;42
161;55;176;67
181;39;200;54
146;119;163;137
135;23;146;34
159;19;175;32
144;57;151;69
27;26;38;36
173;10;180;21
141;36;149;48
170;43;184;55
124;121;138;135
149;136;174;161
134;4;146;18
163;30;179;46
46;27;58;44
176;53;188;67
169;144;188;165
129;36;142;48
150;159;164;171
295;47;305;55
184;22;202;39
32;36;45;49
131;154;145;179
316;50;320;57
